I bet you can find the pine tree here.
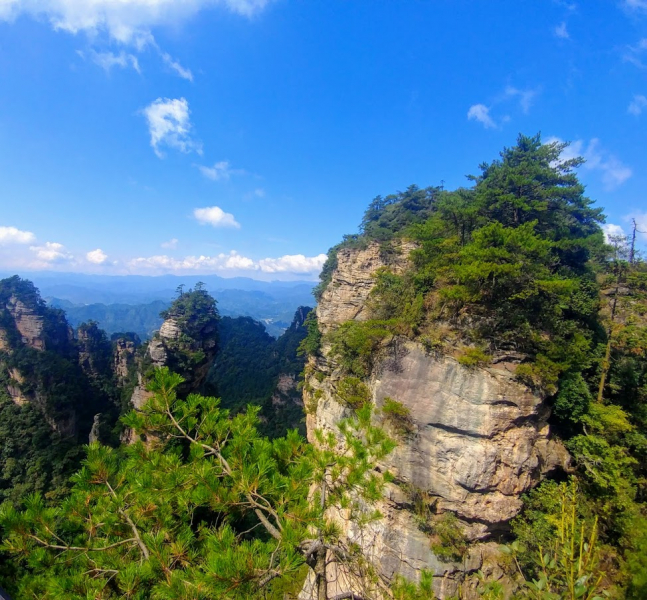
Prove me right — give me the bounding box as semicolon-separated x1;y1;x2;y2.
1;368;395;600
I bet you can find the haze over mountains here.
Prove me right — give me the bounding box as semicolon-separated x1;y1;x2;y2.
0;271;315;338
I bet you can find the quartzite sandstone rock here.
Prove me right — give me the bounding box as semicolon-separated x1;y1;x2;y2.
317;241;417;335
6;296;45;350
302;242;569;598
113;337;137;383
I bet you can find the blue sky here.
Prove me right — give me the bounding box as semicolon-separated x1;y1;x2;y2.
0;0;645;280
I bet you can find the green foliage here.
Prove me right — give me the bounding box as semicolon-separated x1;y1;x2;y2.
205;308;311;438
553;372;592;428
381;397;414;435
1;367;396;600
0;277;119;503
360;185;439;241
515;355;564;396
158;284;220;376
313;244;340;302
336;376;371;409
327;319;394;377
369;269;425;334
160;283;219;339
297;309;321;356
391;569;435;600
507;480;610;600
457;346;492;368
429;512;468;562
0;392;84;504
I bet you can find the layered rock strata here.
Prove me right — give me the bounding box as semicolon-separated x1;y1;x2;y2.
302;242;569;598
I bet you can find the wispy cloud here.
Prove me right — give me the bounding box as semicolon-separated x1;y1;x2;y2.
622;0;647;12
194;206;240;229
142;97;202;158
29;241;73;263
504;86;539;114
160;51;193;81
198;160;245;181
547;136;632;189
467;104;496;129
0;1;276;44
161;238;179;249
1;1;275;82
624;38;647;69
628;94;647;115
81;49;140;73
469;84;539;129
554;22;570;39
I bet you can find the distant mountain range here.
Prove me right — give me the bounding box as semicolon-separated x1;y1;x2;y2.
3;272;316;339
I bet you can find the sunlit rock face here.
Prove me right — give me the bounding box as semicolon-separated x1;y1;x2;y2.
5;296;45;350
129;316;218;410
302;243;569;598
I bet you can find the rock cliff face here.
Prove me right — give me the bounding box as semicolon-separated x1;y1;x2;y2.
0;277;114;439
5;296;46;350
317;242;417;334
113;336;139;384
303;243;569;598
130;315;218;409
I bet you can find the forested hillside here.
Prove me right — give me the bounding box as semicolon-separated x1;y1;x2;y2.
0;134;645;599
0;277;121;504
205;306;311;437
303;133;647;598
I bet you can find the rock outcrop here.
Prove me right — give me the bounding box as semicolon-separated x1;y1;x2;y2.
5;296;46;350
130;313;218;409
302;242;569;598
317;242;417;334
113;335;139;384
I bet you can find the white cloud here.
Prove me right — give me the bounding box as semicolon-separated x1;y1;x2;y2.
624;38;647;69
547;137;632;189
128;251;256;272
623;0;647;11
194;206;240;228
198;160;244;181
633;213;647;241
29;241;73;263
0;226;36;245
602;223;626;243
161;238;179;249
628;94;647;115
84;49;140;72
142;97;202;158
127;250;326;276
554;22;569;39
467;104;496;129
258;253;327;274
0;1;276;44
504;86;538;114
86;248;108;264
160;51;193;81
